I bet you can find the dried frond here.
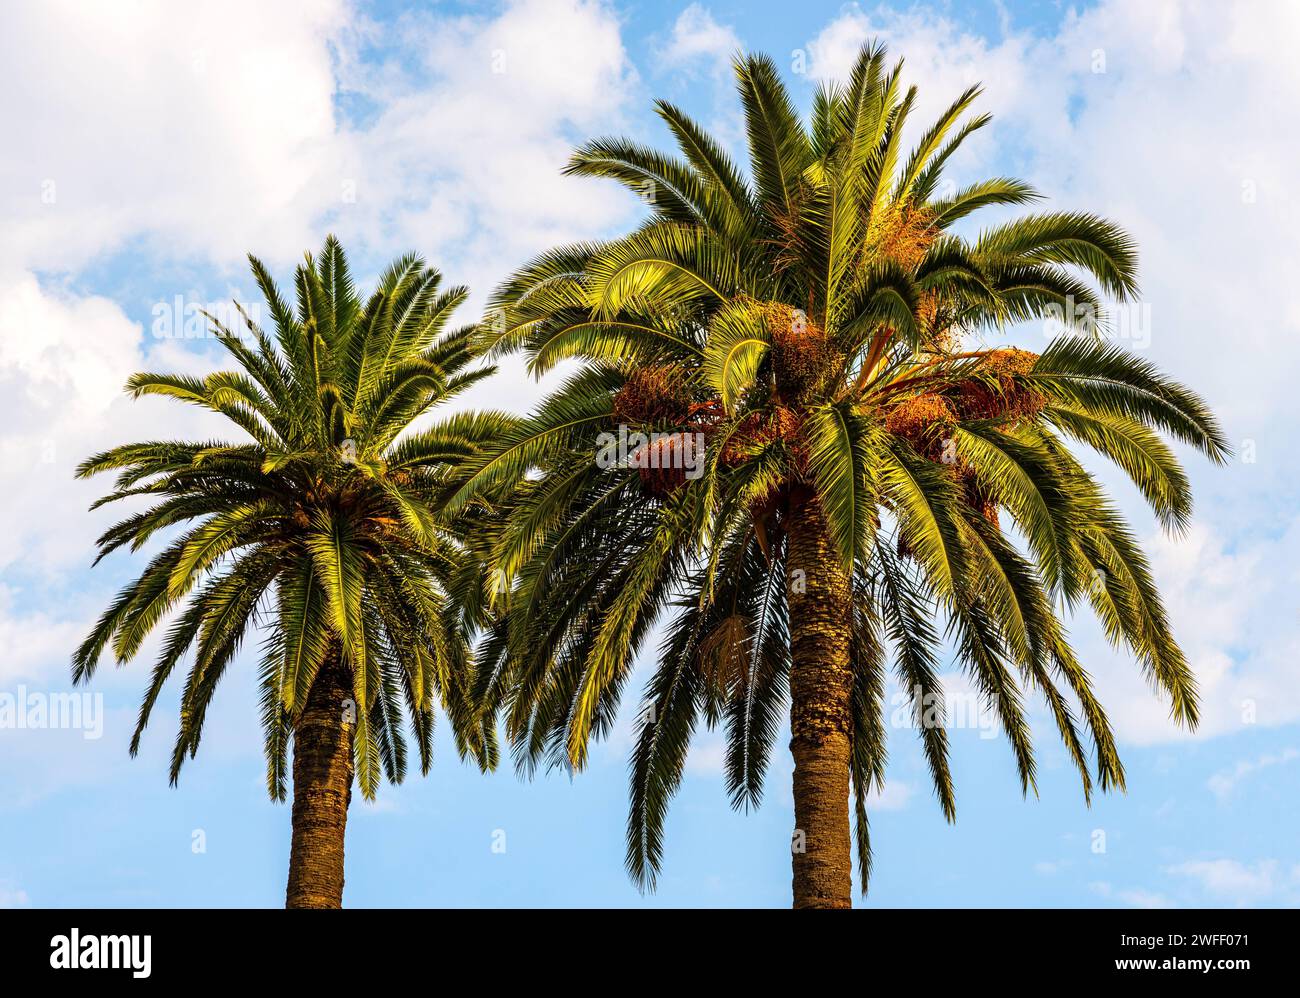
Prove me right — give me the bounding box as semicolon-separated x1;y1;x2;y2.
697;613;751;697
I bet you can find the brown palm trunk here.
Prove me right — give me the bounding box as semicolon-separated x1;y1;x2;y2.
285;652;354;909
785;487;854;909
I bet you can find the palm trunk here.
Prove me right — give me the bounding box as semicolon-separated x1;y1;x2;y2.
785;487;854;909
285;652;354;909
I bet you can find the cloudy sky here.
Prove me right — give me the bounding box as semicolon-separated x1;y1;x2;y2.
1;0;1297;908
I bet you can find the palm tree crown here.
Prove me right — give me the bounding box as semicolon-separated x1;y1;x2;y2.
74;236;500;801
455;43;1228;900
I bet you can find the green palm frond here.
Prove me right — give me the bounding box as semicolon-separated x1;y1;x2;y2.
470;38;1225;902
76;237;498;801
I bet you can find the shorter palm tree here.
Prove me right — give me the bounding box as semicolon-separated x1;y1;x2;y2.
74;237;503;907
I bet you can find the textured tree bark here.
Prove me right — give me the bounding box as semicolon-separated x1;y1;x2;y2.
785;487;854;910
285;652;354;909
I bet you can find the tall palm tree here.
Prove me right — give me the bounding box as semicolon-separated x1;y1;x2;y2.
455;44;1228;908
73;237;503;908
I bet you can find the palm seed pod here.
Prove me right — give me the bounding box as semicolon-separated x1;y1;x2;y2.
884;392;957;463
612;364;694;428
630;432;700;496
951;348;1045;424
869;200;937;270
720;405;801;465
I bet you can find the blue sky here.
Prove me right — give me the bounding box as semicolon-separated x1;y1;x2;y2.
1;0;1298;908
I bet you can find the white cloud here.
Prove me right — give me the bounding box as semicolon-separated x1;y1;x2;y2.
0;0;646;812
0;0;639;289
1118;888;1177;909
0;0;352;272
648;5;747;164
804;5;1043;181
0;586;86;686
0;270;220;578
1089;880;1177;908
658;4;742;74
686;735;726;775
0;883;29;908
1080;520;1300;744
1207;748;1299;802
1165;858;1297;904
329;0;639;311
867;780;913;811
0;0;642;593
1019;2;1300;438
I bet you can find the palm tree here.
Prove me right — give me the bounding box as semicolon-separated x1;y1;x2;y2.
73;237;503;908
455;44;1229;908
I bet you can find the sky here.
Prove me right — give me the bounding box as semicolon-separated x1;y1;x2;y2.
1;0;1297;909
